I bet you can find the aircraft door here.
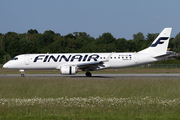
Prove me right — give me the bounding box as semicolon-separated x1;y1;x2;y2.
134;52;139;63
25;55;30;65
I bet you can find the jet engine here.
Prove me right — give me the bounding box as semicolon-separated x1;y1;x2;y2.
60;66;77;75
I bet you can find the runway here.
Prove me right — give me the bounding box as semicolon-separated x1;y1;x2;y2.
1;74;180;78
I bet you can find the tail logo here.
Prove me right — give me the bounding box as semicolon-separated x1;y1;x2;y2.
150;37;169;47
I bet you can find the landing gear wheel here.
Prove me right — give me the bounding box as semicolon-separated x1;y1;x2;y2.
85;72;92;77
20;70;25;77
21;74;25;77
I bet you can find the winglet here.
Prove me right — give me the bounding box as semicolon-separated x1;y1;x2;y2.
103;53;113;62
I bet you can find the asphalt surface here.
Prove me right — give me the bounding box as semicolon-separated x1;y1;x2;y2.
1;74;180;78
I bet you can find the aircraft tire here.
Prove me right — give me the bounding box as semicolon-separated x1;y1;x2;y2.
21;74;25;77
85;72;92;77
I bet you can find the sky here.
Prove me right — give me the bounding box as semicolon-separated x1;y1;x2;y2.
0;0;180;40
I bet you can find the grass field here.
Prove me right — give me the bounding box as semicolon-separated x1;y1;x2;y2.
0;77;180;119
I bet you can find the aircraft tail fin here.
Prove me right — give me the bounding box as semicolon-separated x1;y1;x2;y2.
138;28;172;56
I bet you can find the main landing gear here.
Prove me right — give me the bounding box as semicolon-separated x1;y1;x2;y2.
85;72;92;77
20;69;25;77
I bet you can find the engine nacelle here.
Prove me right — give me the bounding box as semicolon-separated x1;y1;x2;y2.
60;66;77;75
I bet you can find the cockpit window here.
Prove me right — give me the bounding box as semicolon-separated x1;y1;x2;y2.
12;57;18;60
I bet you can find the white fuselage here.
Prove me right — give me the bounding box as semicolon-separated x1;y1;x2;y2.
3;52;162;70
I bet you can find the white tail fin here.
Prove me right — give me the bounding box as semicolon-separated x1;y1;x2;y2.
138;28;172;56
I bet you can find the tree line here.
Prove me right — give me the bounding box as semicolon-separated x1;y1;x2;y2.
0;29;180;64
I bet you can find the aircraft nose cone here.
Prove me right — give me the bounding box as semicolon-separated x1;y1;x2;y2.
3;63;8;68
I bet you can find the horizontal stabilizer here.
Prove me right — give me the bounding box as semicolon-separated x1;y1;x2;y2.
153;51;175;58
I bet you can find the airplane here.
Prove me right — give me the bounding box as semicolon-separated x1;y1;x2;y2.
3;28;172;77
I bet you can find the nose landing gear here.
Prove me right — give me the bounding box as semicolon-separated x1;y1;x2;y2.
20;69;25;77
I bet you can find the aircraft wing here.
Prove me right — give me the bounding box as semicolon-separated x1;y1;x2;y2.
56;53;112;71
56;60;105;71
76;61;104;71
77;53;113;71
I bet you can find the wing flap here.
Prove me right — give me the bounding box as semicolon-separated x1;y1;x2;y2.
76;61;103;67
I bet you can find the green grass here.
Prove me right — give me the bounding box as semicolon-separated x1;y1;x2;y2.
1;77;180;119
1;77;180;99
